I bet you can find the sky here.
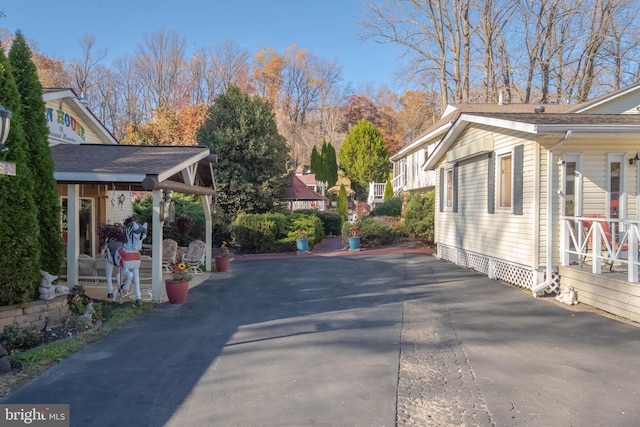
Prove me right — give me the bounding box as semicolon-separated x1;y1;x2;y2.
1;0;408;93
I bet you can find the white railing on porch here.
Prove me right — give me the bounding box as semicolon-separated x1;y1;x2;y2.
367;182;387;206
391;173;405;195
561;215;640;282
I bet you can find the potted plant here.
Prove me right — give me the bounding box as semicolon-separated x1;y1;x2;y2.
348;226;360;250
296;230;309;252
165;262;192;304
215;241;233;272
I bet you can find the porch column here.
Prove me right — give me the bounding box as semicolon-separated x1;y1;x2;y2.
629;223;638;282
592;225;602;274
151;189;164;302
202;195;212;272
66;184;80;288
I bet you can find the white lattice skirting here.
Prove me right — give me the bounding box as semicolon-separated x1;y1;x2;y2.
437;244;560;294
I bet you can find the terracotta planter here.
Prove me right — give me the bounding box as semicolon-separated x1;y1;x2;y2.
215;256;231;272
165;279;189;304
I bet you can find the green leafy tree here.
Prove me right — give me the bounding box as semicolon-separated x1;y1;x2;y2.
338;119;390;189
337;184;348;222
197;86;290;235
0;46;41;304
9;32;64;275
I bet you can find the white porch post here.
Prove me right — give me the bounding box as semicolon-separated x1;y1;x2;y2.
629;223;638;282
66;184;80;288
151;189;164;302
560;218;570;266
592;224;602;274
202;195;212;272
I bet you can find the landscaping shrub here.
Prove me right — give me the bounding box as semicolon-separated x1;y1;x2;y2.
294;209;342;236
404;191;435;245
232;213;289;253
232;212;326;253
342;216;402;248
371;196;403;217
287;213;324;246
0;326;42;355
133;194;205;246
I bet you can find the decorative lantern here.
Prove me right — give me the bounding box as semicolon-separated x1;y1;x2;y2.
0;105;12;152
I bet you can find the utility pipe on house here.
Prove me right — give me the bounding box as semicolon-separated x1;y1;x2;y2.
532;130;572;296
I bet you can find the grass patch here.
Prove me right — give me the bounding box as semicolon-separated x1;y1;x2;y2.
0;300;154;397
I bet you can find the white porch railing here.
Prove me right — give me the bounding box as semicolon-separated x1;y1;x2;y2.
561;215;640;282
367;182;387;206
391;173;405;195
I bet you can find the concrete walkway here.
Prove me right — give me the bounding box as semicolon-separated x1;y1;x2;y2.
3;247;640;426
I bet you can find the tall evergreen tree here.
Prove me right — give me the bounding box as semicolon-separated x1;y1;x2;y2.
325;142;338;186
0;46;41;304
384;176;394;201
337;184;348;221
338;119;390;189
197;86;290;234
310;144;321;179
317;139;329;184
9;31;64;275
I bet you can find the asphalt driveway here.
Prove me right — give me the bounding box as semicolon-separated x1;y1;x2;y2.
3;250;640;426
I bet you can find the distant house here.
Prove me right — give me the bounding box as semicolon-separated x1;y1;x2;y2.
284;174;326;211
415;82;640;322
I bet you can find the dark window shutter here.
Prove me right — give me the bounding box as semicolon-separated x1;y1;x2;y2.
439;168;444;212
487;153;495;214
513;144;524;215
453;163;458;213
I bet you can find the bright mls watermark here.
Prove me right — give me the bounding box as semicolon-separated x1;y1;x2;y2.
0;405;69;426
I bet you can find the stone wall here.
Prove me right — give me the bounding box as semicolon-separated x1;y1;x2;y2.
0;296;69;332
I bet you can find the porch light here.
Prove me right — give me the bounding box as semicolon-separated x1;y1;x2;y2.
629;153;640;165
159;189;175;223
0;105;12;153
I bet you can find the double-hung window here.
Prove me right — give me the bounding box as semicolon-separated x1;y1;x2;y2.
498;152;512;209
489;145;523;215
440;164;458;213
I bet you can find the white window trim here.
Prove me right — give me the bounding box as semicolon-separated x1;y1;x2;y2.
561;153;582;217
607;153;625;219
495;148;514;213
444;164;454;212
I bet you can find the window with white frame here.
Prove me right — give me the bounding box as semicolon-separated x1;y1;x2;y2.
498;152;512;209
445;166;454;210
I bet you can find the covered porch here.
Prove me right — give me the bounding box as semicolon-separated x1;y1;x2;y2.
53;144;218;303
559;215;640;321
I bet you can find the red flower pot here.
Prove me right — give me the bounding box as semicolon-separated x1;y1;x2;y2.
215;256;231;272
165;279;189;304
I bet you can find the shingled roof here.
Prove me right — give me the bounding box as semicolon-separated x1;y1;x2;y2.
51;144;216;191
284;175;326;201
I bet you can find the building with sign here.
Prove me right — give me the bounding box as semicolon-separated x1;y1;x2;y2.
45;89;217;302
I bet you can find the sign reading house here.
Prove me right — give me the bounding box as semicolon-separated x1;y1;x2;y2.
46;107;86;144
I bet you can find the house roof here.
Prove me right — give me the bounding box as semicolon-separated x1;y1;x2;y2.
425;112;640;170
284;175;326;201
51;144;216;192
390;102;576;161
297;172;318;185
570;81;640;113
